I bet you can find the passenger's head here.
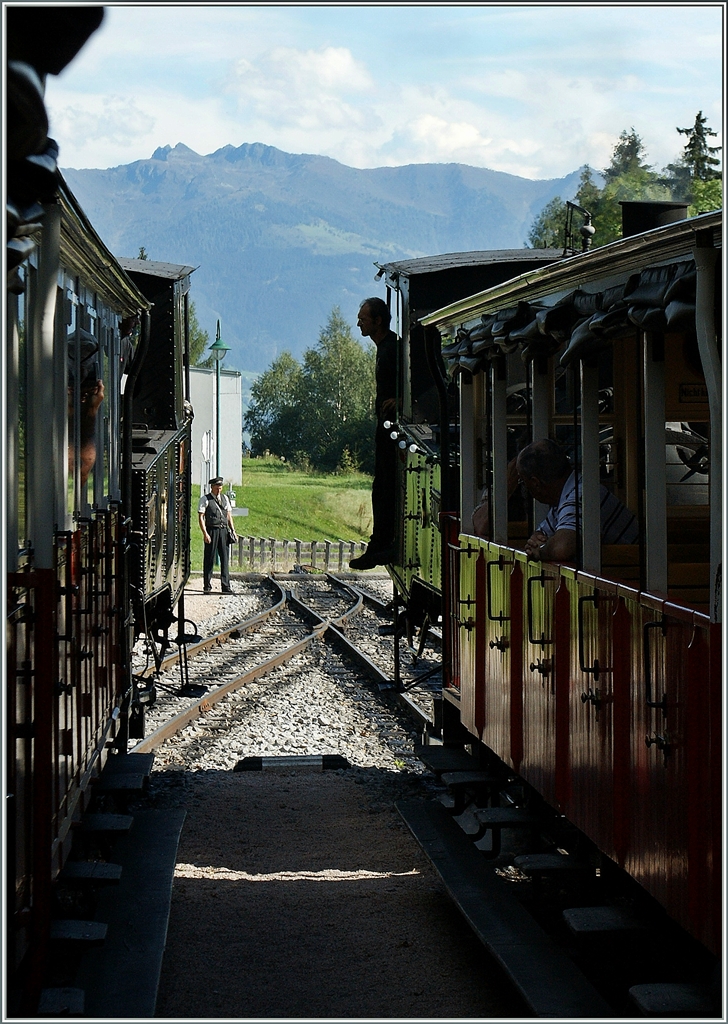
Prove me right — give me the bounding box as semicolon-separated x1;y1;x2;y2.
516;439;572;503
357;297;390;340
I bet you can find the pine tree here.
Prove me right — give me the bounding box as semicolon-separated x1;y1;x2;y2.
676;111;721;181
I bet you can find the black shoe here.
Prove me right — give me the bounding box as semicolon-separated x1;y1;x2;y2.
349;546;395;570
221;588;234;594
203;586;212;593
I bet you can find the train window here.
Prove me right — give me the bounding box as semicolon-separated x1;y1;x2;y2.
10;270;28;558
67;279;79;518
505;350;529;545
666;422;709;506
94;306;113;507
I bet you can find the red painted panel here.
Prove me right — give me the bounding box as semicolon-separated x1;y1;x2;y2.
474;552;486;738
509;560;524;773
553;577;571;812
441;515;461;693
565;576;618;857
611;596;633;867
457;539;478;736
520;562;558;804
481;545;513;760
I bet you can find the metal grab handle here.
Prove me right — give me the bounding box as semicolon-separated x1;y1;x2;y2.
581;687;601;711
646;732;671;765
447;541;479;555
526;571;554;647
486;556;512;623
577;591;614;681
643;619;668;714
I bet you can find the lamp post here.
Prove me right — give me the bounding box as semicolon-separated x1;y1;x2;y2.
208;320;230;478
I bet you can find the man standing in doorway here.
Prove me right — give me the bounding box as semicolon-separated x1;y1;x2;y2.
198;477;237;593
350;297;398;570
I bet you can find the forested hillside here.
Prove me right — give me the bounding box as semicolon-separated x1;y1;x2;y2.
63;143;582;372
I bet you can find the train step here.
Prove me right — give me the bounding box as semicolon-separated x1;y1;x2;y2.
80;813;134;833
396;798;613;1017
73;809;186;1018
440;771;501;812
472;807;542;858
50;919;108;944
95;773;148;794
59;860;123;885
563;906;651;935
101;752;155;776
628;982;717;1017
414;744;480;776
513;853;592;875
37;987;85;1016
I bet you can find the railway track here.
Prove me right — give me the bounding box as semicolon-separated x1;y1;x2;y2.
131;571;441;757
78;573;719;1018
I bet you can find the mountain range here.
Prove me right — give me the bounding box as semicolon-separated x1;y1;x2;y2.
62;142;583;374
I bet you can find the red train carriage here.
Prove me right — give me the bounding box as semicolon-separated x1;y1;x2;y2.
5;180;194;1009
419;203;722;955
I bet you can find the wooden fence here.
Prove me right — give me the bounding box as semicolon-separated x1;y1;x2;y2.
229;537;367;572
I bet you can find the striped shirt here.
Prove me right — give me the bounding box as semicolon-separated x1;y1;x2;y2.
537;471;639;545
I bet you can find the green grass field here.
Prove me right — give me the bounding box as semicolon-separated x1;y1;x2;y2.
189;457;373;571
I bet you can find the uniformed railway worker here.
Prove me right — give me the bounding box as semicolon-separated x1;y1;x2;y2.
198;477;237;593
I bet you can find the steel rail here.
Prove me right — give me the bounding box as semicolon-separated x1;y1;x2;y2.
139;580;287;679
132;574;438;754
131;614;328;754
131;581;365;754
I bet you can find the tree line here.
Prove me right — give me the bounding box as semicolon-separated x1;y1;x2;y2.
528;111;721;249
186;112;721;475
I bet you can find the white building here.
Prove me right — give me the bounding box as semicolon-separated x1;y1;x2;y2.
189;366;242;488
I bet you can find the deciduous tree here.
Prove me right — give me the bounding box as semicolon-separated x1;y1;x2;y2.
244;307;377;473
188;301;213;367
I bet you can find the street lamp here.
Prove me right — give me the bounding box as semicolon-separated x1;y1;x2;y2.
208;320;230;477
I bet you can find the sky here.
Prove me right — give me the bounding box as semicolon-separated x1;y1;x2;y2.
39;3;725;181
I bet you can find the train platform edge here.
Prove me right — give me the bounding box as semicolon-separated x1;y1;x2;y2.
72;808;186;1018
397;797;613;1018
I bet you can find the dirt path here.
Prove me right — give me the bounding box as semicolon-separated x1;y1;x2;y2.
153;768;530;1019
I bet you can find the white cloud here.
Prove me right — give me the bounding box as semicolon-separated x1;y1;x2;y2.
45;6;722;178
48;96;155;148
227;46;374;134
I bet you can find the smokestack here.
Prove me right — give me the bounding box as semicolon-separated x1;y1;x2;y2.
619;200;690;237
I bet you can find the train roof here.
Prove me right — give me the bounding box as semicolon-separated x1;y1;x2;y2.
375;248;562;281
58;174;152;314
422;210;722;334
117;257;198;280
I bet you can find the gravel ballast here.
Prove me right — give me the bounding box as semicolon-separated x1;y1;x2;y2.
147;580;529;1018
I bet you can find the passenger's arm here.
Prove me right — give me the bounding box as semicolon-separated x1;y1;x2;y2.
527;528;576;563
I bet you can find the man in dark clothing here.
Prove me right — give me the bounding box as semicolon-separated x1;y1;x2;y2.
198;477;237;593
350;297;398;570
